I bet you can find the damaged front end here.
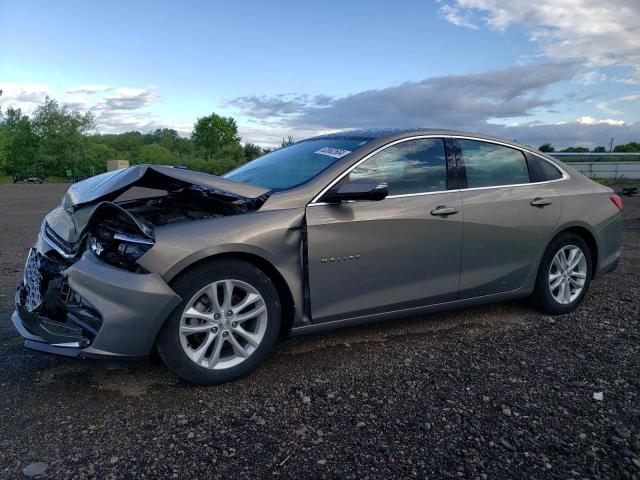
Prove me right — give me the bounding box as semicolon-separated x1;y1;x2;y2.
15;248;99;348
13;164;271;360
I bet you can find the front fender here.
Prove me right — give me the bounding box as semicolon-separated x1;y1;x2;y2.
137;208;307;328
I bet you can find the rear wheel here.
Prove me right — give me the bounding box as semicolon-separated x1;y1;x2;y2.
532;233;592;315
157;259;281;385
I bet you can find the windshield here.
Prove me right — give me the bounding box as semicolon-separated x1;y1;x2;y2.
224;138;370;190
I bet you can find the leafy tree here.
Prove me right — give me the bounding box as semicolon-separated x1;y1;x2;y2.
0;107;40;178
209;143;246;174
281;136;295;148
613;142;640;153
243;142;263;161
592;146;607;153
83;142;113;174
538;143;555;152
31;97;95;176
136;144;173;164
151;128;181;153
560;146;589;153
192;113;240;157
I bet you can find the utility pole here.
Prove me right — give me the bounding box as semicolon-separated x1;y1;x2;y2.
608;138;614;154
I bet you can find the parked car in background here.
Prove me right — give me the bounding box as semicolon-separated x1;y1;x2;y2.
11;129;623;384
13;175;44;184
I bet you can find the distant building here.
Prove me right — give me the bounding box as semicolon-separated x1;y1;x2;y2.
107;160;130;172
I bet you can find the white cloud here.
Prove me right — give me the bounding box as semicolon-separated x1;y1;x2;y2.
65;85;115;94
0;83;50;104
577;115;625;126
96;87;157;111
439;4;478;29
494;121;639;149
613;77;640;85
616;92;640;102
1;81;176;134
61;96;93;111
230;61;579;131
439;0;640;69
595;101;623;115
575;71;607;86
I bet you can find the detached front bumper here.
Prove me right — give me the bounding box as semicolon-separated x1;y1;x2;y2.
13;248;181;361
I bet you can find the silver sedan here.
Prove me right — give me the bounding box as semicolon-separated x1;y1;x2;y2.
12;129;624;384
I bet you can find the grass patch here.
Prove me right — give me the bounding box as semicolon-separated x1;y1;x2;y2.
44;176;71;184
592;177;639;188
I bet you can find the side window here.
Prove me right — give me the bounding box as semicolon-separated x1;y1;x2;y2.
538;158;564;180
348;138;447;195
526;153;564;182
459;139;530;188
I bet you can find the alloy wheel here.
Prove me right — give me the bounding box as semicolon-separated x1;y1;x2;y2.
179;279;268;369
548;245;587;305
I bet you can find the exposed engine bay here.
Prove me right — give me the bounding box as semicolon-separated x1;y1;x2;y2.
86;189;240;272
40;165;273;273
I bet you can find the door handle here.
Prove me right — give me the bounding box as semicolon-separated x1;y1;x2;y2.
431;206;459;216
530;197;552;207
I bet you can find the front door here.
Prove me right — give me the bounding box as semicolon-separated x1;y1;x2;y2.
305;137;464;323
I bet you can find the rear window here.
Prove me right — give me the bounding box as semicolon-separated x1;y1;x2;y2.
459;140;530;188
225;138;370;190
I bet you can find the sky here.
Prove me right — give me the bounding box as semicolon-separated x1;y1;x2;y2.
0;0;639;148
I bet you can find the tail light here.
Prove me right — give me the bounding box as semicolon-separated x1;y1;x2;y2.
610;193;623;211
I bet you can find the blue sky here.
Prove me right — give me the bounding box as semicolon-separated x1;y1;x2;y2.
1;0;639;147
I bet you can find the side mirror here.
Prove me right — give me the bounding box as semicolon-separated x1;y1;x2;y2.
322;180;388;203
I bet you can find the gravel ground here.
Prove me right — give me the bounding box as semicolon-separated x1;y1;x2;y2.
0;183;638;479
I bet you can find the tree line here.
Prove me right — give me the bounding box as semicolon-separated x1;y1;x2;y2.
1;93;638;181
0;95;295;181
538;142;640;153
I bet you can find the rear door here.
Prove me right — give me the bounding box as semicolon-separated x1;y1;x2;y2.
305;137;463;323
456;138;563;298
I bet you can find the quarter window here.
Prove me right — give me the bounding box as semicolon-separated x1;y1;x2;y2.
459;140;530;188
348;138;447;195
538;158;563;180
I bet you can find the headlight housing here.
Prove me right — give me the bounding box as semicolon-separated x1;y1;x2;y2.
89;232;154;273
87;203;155;273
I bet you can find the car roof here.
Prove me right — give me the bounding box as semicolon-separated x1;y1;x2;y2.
307;128;540;153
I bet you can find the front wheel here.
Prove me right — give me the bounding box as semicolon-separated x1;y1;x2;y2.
157;259;281;385
532;233;593;315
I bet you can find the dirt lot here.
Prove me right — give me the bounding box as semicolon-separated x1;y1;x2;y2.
0;183;638;479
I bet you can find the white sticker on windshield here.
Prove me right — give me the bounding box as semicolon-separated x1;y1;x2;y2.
314;147;352;159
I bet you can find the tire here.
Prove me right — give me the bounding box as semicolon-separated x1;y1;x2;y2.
532;232;593;315
157;259;281;385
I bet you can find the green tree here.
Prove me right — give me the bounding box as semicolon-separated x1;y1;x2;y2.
592;146;607;153
83;142;113;174
538;143;555;152
243;142;263;161
0;107;40;178
31;97;95;176
136;144;173;164
560;146;589;153
208;143;246;174
281;136;295;148
192;113;240;157
0;95;259;180
151;128;180;152
613;142;640;152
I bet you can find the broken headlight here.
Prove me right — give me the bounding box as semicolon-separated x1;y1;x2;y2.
89;232;154;273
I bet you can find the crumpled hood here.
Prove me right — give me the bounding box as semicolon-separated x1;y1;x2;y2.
63;164;271;210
